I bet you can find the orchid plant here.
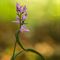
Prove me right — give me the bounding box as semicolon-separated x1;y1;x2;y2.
11;3;45;60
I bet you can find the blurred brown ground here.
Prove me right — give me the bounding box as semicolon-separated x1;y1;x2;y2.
0;20;60;60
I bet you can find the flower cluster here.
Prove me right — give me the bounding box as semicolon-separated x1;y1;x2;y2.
13;3;29;32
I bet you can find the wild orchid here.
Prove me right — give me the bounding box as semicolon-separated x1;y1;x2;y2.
13;3;29;32
11;3;45;60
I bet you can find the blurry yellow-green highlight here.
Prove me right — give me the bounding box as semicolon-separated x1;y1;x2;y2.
0;0;60;60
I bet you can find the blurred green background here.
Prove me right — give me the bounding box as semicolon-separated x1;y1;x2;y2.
0;0;60;60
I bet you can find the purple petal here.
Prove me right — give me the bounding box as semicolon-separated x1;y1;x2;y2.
19;6;23;13
20;25;29;32
22;15;27;20
22;12;27;20
16;3;20;12
16;3;23;13
16;3;27;14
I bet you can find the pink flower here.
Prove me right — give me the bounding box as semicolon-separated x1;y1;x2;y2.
16;3;27;13
12;3;29;32
20;25;29;32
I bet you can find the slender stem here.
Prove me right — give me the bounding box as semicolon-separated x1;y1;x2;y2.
15;30;45;60
11;30;45;60
11;40;17;60
16;30;25;50
16;12;26;50
11;30;25;60
14;48;45;60
14;50;25;59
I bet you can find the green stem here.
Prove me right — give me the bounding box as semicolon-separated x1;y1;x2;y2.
11;30;25;60
14;50;25;59
16;30;25;50
15;31;45;60
11;30;45;60
14;48;45;60
11;40;16;60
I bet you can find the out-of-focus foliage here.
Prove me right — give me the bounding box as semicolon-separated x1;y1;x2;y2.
0;0;16;21
0;0;60;23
